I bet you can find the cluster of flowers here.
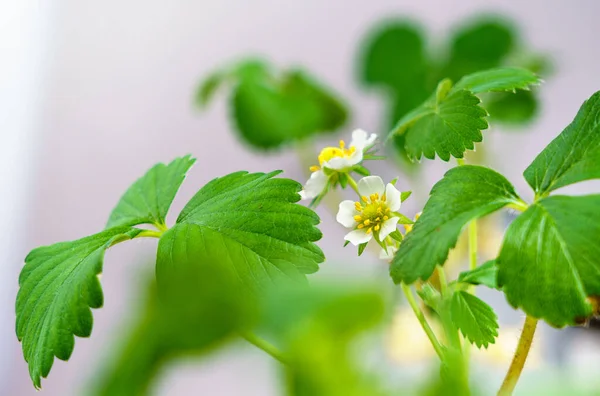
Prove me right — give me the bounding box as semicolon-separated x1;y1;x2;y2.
299;129;415;259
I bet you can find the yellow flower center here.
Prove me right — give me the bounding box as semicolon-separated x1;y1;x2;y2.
353;193;391;234
309;140;356;172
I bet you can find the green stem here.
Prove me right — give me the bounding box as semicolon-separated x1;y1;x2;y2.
401;283;444;360
347;175;360;196
456;158;466;166
242;332;288;364
507;199;529;213
437;265;449;298
498;316;538;396
136;229;163;239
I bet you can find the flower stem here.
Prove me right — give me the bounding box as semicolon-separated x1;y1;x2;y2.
498;316;538;396
136;229;163;239
347;175;360;195
401;282;444;359
242;332;288;364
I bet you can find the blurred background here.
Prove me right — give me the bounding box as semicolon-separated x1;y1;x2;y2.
2;0;600;395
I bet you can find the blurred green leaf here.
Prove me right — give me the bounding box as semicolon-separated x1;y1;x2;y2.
497;195;600;327
390;166;522;284
524;91;600;197
485;90;538;125
260;283;388;396
199;60;348;149
450;291;499;348
94;264;251;396
106;155;196;228
160;171;324;292
16;227;143;388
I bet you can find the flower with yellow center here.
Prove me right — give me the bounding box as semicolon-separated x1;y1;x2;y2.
299;129;377;200
336;176;401;246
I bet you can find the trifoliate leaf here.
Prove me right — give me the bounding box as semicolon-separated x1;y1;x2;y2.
390;166;522;284
452;67;540;94
458;260;499;289
524;91;600;197
497;195;600;327
106;156;196;228
16;227;142;388
156;171;324;292
450;291;499;348
391;79;488;161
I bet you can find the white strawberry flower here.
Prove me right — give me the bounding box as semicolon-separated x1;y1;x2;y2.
336;176;401;246
299;129;377;200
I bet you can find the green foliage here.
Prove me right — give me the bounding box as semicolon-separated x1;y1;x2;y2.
450;291;499;348
259;283;388;396
359;16;548;163
163;170;324;292
198;59;348;149
390;68;540;162
390;166;522;284
16;227;142;388
524;91;600;197
95;265;250;396
497;195;600;327
452;67;540;94
391;79;488;161
458;260;498;289
106;155;196;228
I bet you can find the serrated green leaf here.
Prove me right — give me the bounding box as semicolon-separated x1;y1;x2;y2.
497;195;600;327
106;156;196;228
391;81;489;161
390;166;522;284
452;67;540;94
156;171;323;292
16;227;142;388
524;91;600;197
450;291;498;348
458;260;499;289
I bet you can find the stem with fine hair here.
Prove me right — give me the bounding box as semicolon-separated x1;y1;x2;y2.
498;316;538;396
401;282;444;359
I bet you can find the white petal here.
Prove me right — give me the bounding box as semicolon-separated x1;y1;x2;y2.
379;216;400;240
385;183;402;211
358;176;385;197
379;245;398;260
325;150;363;170
299;170;328;200
336;200;358;228
350;129;377;151
344;229;373;246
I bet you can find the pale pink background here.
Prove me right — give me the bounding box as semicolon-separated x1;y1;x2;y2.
2;0;600;395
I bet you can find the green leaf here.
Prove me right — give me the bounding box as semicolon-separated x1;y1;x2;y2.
158;171;324;292
390;166;522;284
260;283;387;396
106;156;196;228
485;90;538;124
452;67;540;94
458;260;499;289
94;265;251;396
391;80;489;161
497;195;600;327
16;226;143;388
524;91;600;197
200;59;348;149
450;291;499;348
442;18;515;80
